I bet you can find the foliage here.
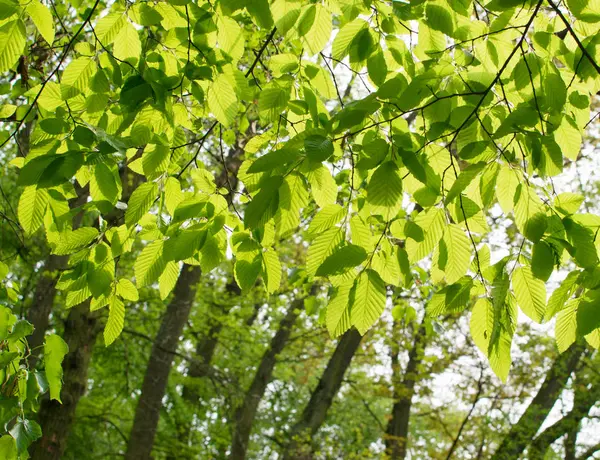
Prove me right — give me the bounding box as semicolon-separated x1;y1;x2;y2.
0;0;600;457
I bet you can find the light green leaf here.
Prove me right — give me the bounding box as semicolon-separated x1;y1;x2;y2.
104;296;125;346
438;224;471;284
113;20;142;64
159;261;180;300
306;226;344;276
116;278;139;301
406;207;446;263
26;0;55;45
512;266;546;323
44;334;68;402
326;281;353;338
262;249;281;294
366;161;403;219
275;173;309;237
470;298;494;357
164;177;183;216
351;269;386;335
445;162;486;203
305;163;338;207
61;57;97;99
18;186;48;236
94;12;127;45
307;204;345;236
125;182;158;227
0;20;26;73
556;298;578;353
52;228;99;255
208;74;238;127
135;239;166;288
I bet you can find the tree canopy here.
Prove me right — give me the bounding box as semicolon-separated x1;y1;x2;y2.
0;0;600;458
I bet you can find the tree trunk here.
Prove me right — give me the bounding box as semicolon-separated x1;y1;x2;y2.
491;341;585;460
229;298;302;459
125;264;202;460
283;328;363;459
384;318;428;460
30;302;100;460
26;254;67;363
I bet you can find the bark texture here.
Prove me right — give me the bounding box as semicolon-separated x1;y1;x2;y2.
491;341;585;460
385;319;428;460
229;299;302;459
125;265;202;460
283;328;363;459
30;302;99;460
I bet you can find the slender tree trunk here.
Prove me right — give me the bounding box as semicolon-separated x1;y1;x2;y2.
229;298;303;459
125;265;202;460
491;342;585;460
384;318;428;460
30;302;100;460
283;328;363;459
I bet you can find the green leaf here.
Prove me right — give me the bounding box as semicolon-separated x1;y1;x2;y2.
94;12;127;45
0;436;17;459
554;192;584;215
113;21;142;64
576;291;600;337
9;419;41;454
307;204;345;236
326;281;353;338
248;148;300;173
316;244;368;277
0;20;26;73
52;228;99;255
304;134;333;162
445;162;486;203
531;241;554;282
332;19;367;61
44;334;68;402
135;239;166;288
470;298;494;357
262;249;281;294
406;207;446;263
275;173;309;237
556;298;578;353
350;269;386;335
61;57;97;99
438;224;471;285
26;0;55;45
164;177;183;216
366;161;403;218
306;226;344;276
125;182;158;227
305;163;338;207
512;266;546;323
104;296;125;346
208;74;238;127
367;50;387;87
116;278;139;301
17;186;48;236
244;176;283;229
545;270;579;321
159;261;180;300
